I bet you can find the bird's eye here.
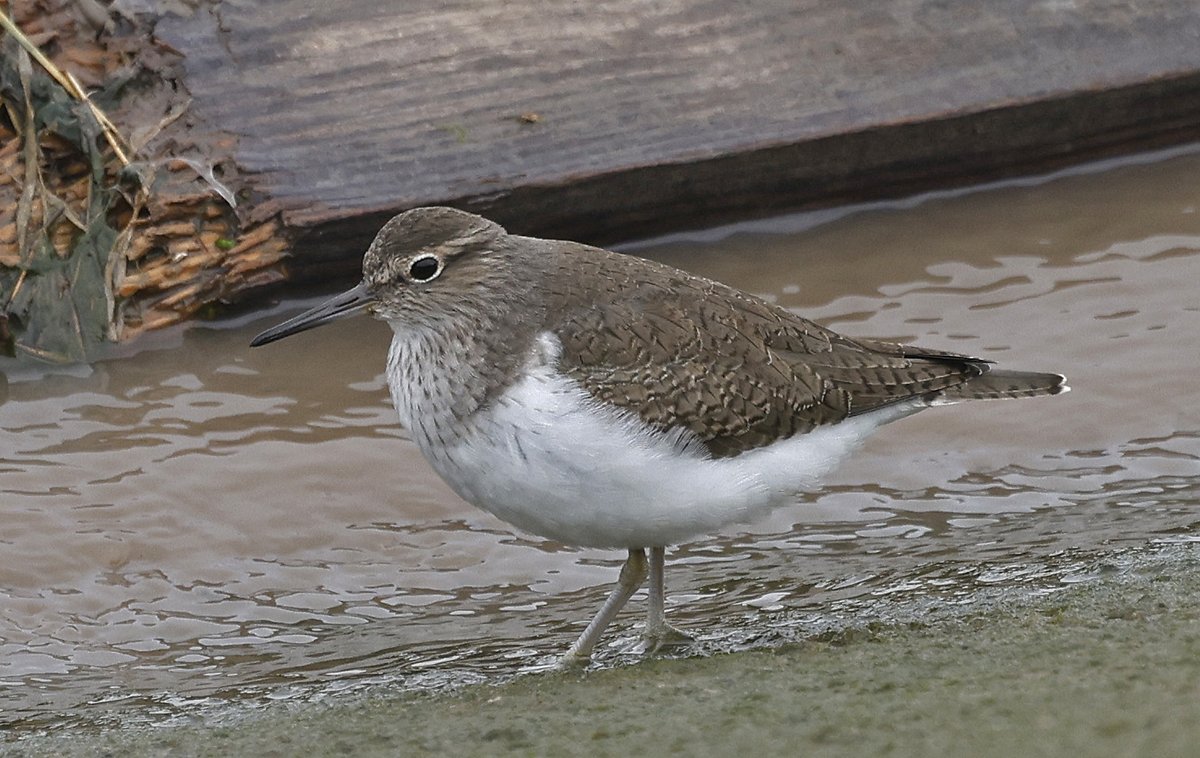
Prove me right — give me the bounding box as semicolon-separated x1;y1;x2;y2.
408;255;442;282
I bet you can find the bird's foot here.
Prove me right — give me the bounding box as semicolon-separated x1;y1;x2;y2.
554;649;591;672
638;622;694;654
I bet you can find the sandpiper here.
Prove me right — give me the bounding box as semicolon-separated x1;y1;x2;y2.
251;206;1067;665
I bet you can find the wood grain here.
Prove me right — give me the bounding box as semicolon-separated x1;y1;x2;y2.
151;0;1200;280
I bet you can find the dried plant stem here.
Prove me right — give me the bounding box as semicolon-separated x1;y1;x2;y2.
0;7;132;165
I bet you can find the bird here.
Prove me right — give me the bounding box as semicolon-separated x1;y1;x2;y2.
250;206;1067;666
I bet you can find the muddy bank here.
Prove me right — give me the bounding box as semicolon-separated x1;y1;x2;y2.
13;542;1200;757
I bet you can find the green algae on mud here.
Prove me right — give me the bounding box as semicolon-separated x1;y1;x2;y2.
16;542;1200;758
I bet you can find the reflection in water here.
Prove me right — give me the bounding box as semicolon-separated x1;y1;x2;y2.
2;147;1199;736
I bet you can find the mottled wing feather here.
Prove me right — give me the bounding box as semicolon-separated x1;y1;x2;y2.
773;334;991;409
542;246;1057;458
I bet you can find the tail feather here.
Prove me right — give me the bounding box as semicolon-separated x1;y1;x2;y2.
940;369;1069;401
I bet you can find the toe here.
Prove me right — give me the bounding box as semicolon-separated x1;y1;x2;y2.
641;623;694;653
555;650;591;671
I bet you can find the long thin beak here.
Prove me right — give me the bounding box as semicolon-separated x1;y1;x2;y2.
250;283;374;347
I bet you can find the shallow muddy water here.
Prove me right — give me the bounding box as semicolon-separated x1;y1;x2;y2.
2;146;1199;737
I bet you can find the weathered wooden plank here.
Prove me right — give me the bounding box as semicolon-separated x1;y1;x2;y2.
5;0;1200;356
152;0;1200;278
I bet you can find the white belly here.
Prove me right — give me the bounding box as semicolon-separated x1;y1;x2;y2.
390;334;924;548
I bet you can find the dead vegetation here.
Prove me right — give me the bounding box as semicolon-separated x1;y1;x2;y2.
1;1;287;362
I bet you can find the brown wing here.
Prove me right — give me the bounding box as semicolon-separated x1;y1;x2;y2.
545;249;997;458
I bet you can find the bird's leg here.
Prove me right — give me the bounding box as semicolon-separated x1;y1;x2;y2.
558;548;648;668
641;546;693;652
647;545;668;633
